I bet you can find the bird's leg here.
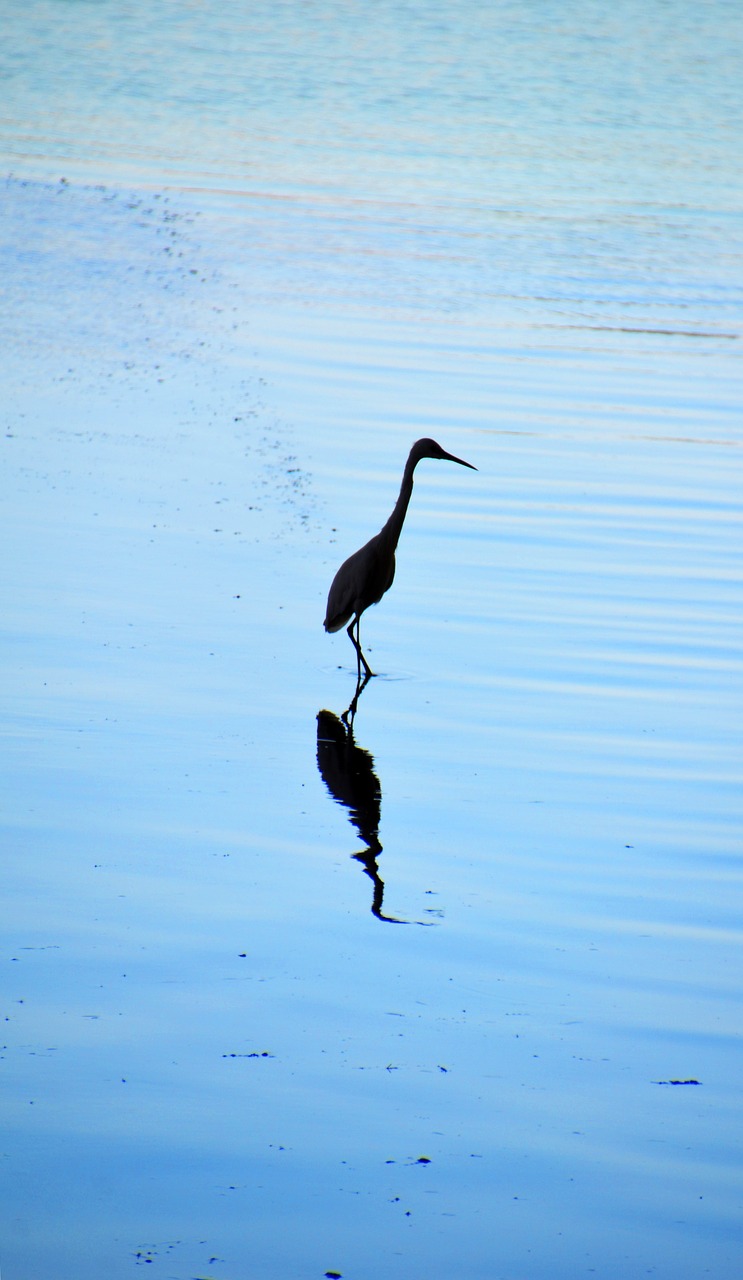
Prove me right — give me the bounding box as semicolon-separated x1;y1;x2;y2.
345;616;361;680
348;617;374;679
345;616;371;680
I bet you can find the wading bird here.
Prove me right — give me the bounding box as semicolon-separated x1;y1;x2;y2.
324;438;477;677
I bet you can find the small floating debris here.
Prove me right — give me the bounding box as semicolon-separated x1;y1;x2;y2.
654;1078;701;1086
222;1051;274;1059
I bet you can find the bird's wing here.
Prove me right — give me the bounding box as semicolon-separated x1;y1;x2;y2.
324;533;393;632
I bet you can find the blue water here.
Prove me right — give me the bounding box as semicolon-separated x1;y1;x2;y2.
2;3;743;1278
4;0;742;337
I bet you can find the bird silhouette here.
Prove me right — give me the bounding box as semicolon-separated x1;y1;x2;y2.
324;438;476;676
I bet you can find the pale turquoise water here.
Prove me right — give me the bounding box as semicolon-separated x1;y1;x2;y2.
2;3;743;1278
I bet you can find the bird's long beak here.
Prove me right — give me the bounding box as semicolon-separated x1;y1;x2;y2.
441;448;477;471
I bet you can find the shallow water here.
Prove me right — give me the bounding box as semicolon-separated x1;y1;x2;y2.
2;3;743;1277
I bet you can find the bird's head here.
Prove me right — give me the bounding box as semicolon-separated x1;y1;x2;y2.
412;438;477;470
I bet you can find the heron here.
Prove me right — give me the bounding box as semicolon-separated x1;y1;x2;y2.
324;437;477;677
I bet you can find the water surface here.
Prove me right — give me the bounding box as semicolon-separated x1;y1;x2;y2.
2;3;742;1277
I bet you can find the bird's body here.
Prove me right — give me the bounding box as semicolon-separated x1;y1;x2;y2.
323;529;397;636
324;437;476;677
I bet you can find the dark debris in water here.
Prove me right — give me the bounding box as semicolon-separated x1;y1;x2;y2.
134;1241;180;1266
222;1051;275;1059
654;1078;701;1086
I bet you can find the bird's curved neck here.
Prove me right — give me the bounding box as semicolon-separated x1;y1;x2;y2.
380;453;417;550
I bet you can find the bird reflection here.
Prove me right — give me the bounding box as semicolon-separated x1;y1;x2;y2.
316;688;404;923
